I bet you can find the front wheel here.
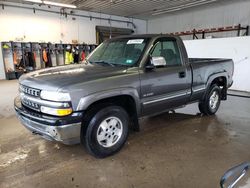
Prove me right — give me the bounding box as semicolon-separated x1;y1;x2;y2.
83;105;129;158
199;84;221;115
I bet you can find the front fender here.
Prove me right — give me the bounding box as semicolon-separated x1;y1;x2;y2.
76;87;141;115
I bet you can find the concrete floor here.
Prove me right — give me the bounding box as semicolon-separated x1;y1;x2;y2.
1;80;250;188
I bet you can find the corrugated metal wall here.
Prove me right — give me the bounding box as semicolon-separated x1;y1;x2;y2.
147;0;250;39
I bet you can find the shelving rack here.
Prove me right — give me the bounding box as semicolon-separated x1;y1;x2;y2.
22;42;34;72
48;43;57;67
1;42;15;79
55;43;65;66
31;42;42;69
1;42;98;80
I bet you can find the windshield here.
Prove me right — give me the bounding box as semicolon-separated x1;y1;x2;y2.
87;38;148;67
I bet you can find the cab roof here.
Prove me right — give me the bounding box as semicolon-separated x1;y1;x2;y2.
112;34;174;39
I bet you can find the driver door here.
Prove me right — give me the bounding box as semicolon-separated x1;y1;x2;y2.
140;37;191;115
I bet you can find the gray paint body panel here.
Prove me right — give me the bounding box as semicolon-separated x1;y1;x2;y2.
18;34;234;118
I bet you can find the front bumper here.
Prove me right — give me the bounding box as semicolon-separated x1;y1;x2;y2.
14;96;83;145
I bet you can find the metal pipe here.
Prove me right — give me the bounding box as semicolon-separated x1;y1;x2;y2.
0;3;136;29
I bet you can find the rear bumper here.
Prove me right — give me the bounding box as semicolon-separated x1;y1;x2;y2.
14;96;83;145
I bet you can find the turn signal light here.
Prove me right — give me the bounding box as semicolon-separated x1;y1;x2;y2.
41;106;72;116
56;108;73;116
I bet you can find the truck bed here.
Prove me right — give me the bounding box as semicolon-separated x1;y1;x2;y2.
189;58;231;64
188;58;234;101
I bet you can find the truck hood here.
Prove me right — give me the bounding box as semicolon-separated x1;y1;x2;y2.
19;64;128;91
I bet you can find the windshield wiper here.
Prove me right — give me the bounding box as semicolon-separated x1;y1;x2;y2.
92;60;115;67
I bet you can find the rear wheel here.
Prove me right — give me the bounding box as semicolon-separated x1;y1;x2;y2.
82;105;129;158
199;84;221;115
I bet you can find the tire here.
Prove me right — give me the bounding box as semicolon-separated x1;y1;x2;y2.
198;84;221;115
198;103;206;114
83;105;129;158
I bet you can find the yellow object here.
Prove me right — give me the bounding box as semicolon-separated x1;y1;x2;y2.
56;108;73;116
3;44;10;49
41;106;73;116
65;51;74;65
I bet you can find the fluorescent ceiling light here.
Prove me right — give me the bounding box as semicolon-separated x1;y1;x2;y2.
24;0;42;3
24;0;77;9
152;0;216;16
43;1;77;8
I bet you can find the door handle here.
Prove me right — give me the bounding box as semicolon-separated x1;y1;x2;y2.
179;71;186;78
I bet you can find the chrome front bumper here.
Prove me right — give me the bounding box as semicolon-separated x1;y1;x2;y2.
15;96;83;145
18;115;81;144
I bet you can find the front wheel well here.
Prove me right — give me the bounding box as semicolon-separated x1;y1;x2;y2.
83;95;139;131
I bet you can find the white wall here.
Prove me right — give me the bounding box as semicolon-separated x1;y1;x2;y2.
0;4;147;79
147;0;250;92
0;45;4;80
184;36;250;92
0;5;146;43
148;0;250;39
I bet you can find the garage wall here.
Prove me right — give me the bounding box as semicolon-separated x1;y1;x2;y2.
184;36;250;92
147;0;250;92
0;6;146;43
0;5;147;80
147;0;250;39
0;46;4;80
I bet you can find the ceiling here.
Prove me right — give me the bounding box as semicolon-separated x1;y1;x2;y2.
4;0;225;19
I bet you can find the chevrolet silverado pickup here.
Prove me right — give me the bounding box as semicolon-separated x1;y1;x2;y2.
15;34;234;158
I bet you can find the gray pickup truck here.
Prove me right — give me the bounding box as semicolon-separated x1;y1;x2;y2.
15;34;234;158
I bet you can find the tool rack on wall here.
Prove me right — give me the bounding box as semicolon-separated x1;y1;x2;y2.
1;42;98;80
169;24;249;39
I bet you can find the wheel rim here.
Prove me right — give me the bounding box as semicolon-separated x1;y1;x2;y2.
209;91;219;110
97;117;123;148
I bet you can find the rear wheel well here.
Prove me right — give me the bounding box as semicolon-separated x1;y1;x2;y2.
210;76;227;100
83;95;139;132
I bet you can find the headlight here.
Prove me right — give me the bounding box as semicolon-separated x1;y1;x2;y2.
40;91;71;102
41;106;72;116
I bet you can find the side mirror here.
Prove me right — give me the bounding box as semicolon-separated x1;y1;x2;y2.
220;162;250;188
146;56;166;70
151;56;167;67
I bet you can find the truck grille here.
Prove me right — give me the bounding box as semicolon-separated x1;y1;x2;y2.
20;85;41;97
20;85;41;111
21;96;40;111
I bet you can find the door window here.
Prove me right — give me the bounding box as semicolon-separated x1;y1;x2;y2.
151;39;182;67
